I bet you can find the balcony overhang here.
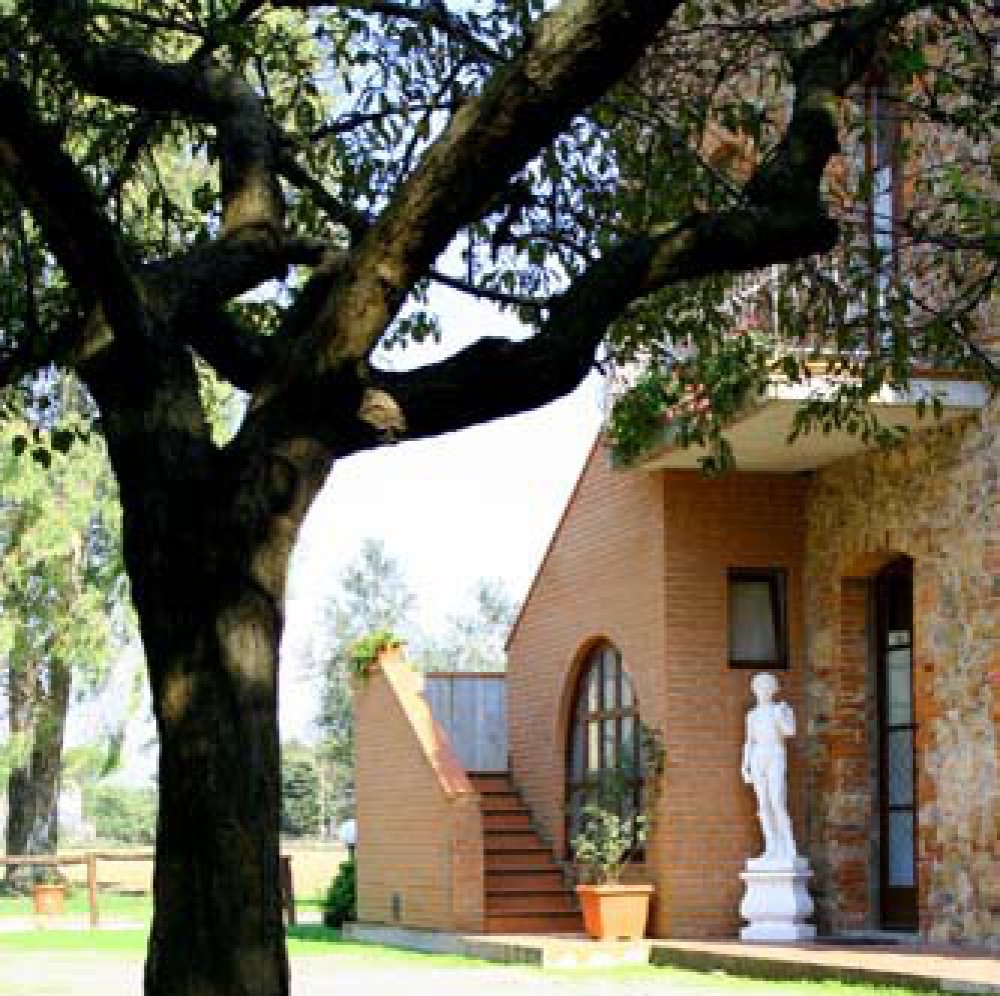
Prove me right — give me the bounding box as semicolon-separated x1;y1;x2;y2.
634;374;989;474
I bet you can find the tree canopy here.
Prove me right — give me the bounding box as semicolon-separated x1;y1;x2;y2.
0;1;995;993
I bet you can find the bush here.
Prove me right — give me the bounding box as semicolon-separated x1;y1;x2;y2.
321;858;356;928
86;784;157;845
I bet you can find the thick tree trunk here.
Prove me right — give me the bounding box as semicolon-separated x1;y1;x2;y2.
141;581;289;996
4;658;71;889
80;322;329;996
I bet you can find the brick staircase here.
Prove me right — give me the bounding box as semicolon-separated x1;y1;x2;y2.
468;772;583;934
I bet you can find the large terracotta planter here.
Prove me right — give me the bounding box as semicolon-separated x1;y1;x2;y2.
576;883;654;941
32;883;66;916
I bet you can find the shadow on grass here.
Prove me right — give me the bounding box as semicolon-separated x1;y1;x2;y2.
286;925;342;946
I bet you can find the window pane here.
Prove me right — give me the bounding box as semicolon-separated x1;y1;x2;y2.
887;811;915;887
569;719;584;781
587;721;600;773
730;579;778;663
620;670;635;710
886;648;912;725
602;718;617;770
887;729;914;807
603;648;618;710
586;659;600;711
620;714;637;776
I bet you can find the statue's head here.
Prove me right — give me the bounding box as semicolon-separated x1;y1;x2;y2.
751;671;778;701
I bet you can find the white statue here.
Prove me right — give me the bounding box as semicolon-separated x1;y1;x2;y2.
741;672;798;867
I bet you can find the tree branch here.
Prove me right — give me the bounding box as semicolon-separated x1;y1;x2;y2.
31;0;284;240
369;0;921;443
0;80;148;342
306;0;689;373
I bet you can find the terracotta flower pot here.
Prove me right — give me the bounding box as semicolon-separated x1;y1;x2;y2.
32;883;66;916
576;883;654;941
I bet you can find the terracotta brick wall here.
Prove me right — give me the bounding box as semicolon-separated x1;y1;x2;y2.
506;439;667;868
659;470;809;938
807;576;878;931
507;442;810;939
354;654;484;933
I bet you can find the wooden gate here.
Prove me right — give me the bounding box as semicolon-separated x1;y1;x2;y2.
423;672;508;772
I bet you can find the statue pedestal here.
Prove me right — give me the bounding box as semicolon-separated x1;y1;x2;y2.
739;858;816;942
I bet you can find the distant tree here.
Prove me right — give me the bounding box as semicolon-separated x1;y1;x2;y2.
0;382;132;879
418;578;518;673
280;745;320;838
86;783;158;846
312;539;417;828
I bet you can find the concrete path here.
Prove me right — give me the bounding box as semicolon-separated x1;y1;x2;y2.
0;950;836;996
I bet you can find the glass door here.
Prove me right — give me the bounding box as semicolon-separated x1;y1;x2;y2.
876;557;918;930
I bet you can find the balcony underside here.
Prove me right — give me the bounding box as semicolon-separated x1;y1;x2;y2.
635;376;989;474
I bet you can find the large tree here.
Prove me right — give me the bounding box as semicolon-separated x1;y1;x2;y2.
0;1;995;994
0;386;128;881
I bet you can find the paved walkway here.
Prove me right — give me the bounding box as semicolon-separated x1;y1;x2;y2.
655;940;1000;993
0;950;808;996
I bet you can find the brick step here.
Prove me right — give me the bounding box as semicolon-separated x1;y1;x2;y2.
483;809;532;830
468;771;514;790
486;889;578;913
484;848;556;868
476;792;523;810
485;867;566;890
470;781;516;797
485;910;583;934
483;828;543;848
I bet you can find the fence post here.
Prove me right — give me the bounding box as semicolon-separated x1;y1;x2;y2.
280;856;295;927
87;853;99;929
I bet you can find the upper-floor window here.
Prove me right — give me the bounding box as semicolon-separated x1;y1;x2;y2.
728;567;789;669
565;642;644;852
864;82;902;339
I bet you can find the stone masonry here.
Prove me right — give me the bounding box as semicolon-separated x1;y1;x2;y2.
805;401;1000;947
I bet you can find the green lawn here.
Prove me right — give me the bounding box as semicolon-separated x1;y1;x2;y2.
0;927;483;964
0;892;323;920
0;892;152;920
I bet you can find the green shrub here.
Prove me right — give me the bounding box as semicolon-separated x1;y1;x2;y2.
321;858;356;928
86;784;157;845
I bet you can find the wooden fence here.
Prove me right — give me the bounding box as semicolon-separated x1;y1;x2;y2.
0;851;296;927
423;672;507;772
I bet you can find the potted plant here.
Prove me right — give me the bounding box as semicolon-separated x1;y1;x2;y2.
571;725;664;941
31;867;66;916
572;804;654;941
347;630;404;684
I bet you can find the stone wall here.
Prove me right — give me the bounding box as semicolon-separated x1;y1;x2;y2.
804;403;1000;946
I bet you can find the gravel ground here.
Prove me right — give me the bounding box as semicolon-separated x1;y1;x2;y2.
0;951;801;996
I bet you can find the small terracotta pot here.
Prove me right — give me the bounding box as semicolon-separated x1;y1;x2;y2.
576;883;654;941
32;883;66;916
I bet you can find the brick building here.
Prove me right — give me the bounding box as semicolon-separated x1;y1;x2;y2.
352;16;999;948
355;383;999;945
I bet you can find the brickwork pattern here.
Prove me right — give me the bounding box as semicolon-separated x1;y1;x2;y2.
659;471;809;938
354;656;485;933
507;443;811;939
805;404;1000;947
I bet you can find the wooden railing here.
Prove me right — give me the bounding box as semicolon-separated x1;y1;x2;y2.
0;851;297;928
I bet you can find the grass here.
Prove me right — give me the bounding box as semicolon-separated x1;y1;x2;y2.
0;927;483;965
0;892;153;920
0;891;323;920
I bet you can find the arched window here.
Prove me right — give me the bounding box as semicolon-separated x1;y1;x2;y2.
565;642;643;852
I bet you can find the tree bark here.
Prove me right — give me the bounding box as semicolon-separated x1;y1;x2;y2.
142;598;288;996
4;657;71;889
